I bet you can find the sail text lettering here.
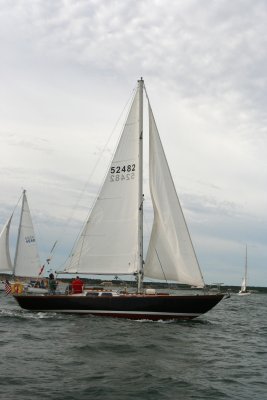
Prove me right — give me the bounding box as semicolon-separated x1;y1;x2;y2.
25;235;35;243
110;164;135;182
110;173;135;182
110;164;135;174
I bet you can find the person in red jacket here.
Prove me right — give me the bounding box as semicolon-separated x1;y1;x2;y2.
71;276;84;294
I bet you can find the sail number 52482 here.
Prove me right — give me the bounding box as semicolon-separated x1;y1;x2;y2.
110;164;135;174
110;164;136;182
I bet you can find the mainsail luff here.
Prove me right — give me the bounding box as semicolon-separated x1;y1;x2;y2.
137;78;144;293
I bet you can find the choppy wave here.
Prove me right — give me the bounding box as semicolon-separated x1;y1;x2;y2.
0;292;266;400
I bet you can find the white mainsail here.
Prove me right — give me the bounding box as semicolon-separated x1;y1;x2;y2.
0;216;13;273
144;104;205;287
13;191;41;278
65;85;141;275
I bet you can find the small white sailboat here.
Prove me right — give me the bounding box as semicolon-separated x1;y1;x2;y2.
238;245;251;296
0;190;47;293
14;79;225;320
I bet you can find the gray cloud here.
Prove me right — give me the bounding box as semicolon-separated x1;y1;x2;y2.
0;131;51;152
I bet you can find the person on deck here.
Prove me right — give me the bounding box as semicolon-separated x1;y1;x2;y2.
48;273;57;294
71;276;84;294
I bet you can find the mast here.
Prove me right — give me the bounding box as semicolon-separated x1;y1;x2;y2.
13;189;26;276
137;77;144;293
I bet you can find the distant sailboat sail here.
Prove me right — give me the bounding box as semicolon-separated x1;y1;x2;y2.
240;277;246;293
0;216;13;273
13;191;41;278
238;245;250;295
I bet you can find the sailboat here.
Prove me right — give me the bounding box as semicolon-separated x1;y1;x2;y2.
238;245;251;295
14;79;225;320
0;190;47;293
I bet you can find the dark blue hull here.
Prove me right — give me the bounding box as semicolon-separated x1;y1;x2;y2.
13;293;224;320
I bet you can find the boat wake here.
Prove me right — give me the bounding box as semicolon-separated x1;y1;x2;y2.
134;318;210;324
0;308;65;320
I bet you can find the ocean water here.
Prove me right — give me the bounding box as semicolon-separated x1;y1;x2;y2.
0;291;266;400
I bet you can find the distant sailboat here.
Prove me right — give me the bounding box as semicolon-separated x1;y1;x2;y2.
238;245;251;296
14;79;225;320
0;190;47;293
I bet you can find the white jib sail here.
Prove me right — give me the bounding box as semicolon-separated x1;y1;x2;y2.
65;87;141;275
0;216;13;273
144;104;205;288
13;191;41;278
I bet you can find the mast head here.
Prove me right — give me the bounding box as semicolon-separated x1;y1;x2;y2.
138;77;144;91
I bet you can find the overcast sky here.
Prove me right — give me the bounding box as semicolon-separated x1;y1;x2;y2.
0;0;266;286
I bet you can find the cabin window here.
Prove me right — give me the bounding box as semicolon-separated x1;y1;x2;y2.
86;292;99;297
